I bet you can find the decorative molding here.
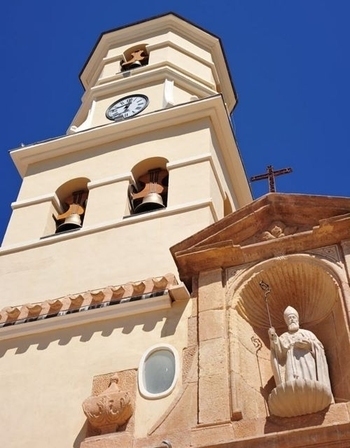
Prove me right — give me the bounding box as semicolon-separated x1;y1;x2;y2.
260;221;297;241
306;245;342;266
11;193;60;210
163;79;175;108
87;172;134;190
242;221;299;246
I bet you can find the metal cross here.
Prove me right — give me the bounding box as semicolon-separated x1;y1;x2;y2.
250;165;292;193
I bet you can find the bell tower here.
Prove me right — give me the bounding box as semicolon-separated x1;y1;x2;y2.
1;13;251;303
0;14;253;448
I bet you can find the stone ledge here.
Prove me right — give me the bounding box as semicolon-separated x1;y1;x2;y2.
189;403;350;448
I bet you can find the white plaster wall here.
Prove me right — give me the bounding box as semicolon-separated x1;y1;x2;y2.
0;207;212;306
0;300;191;448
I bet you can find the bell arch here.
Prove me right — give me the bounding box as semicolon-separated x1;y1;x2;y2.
120;44;149;71
128;157;169;215
226;254;350;419
53;177;90;234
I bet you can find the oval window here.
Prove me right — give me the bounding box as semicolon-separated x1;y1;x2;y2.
138;344;179;399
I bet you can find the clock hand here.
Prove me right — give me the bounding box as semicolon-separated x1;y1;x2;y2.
123;100;133;111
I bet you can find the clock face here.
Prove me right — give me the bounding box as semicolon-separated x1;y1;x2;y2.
106;94;149;121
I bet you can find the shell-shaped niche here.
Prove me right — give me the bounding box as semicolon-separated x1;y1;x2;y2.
82;373;133;434
268;379;333;417
234;255;340;329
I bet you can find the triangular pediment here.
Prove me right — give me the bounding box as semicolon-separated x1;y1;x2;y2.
171;193;350;282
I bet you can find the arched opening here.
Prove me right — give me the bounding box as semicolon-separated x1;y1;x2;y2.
120;44;149;71
54;178;90;234
128;157;169;215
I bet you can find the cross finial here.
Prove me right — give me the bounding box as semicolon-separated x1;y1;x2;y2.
250;165;292;193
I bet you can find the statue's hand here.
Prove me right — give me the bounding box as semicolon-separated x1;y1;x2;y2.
268;327;277;341
295;339;312;350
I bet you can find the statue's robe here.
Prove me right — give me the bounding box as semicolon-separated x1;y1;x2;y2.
270;329;332;394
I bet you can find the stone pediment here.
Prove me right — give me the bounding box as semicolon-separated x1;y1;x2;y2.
170;193;350;281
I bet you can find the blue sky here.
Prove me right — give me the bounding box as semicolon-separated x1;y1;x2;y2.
1;1;349;243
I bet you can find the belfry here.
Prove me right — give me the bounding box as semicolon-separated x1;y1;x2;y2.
1;12;350;448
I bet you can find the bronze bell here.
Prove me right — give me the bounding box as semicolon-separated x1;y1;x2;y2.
55;190;87;234
134;192;165;214
127;60;143;69
55;213;82;233
131;168;168;214
121;49;147;71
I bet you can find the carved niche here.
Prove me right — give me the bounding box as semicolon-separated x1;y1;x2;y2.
226;254;350;421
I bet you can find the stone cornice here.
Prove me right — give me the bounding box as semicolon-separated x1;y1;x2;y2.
0;273;190;340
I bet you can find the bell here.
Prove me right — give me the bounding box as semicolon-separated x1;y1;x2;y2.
134;193;165;214
122;60;142;71
128;60;143;69
55;213;82;233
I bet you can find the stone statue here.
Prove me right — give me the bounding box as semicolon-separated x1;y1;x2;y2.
267;306;333;417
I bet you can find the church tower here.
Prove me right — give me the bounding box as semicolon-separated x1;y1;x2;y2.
0;13;251;448
1;13;251;302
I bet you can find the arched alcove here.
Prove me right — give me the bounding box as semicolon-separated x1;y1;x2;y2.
120;44;149;71
227;254;350;419
234;255;340;329
53;177;90;234
128;157;169;215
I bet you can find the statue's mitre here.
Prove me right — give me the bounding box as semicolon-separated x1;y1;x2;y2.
284;306;299;320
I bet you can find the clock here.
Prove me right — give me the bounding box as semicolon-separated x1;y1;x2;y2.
106;94;149;120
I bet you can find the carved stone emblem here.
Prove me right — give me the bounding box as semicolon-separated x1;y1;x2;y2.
261;221;297;241
82;373;133;434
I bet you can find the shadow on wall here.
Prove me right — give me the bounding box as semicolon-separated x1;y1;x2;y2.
0;300;188;358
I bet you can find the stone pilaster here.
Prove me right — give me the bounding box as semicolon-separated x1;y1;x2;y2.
197;269;230;424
